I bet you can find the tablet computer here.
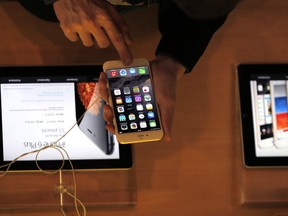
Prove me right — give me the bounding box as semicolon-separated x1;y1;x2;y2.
0;65;132;171
238;63;288;167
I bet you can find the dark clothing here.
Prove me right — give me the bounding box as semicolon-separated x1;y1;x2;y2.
156;0;228;72
18;0;58;22
17;0;237;72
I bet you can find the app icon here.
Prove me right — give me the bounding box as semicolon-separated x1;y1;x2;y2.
257;84;263;92
128;113;136;120
110;70;117;77
130;122;137;129
138;67;146;74
134;95;142;102
126;106;133;111
114;88;121;96
146;103;153;110
142;86;149;93
119;114;126;122
117;106;125;113
133;86;140;94
125;96;132;103
140;121;147;128
120;69;127;76
144;94;151;101
123;87;131;94
139;113;145;119
147;111;155;119
120;124;128;130
136;104;144;111
129;68;136;75
149;120;157;128
116;97;123;104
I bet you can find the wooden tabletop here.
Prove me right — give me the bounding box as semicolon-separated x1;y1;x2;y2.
0;0;288;215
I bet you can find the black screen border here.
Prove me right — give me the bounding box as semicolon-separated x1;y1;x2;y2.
0;65;132;171
238;63;288;167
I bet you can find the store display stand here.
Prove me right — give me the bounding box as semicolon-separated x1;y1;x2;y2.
240;167;288;207
0;168;136;211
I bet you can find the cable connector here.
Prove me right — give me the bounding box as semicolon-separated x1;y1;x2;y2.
54;184;74;194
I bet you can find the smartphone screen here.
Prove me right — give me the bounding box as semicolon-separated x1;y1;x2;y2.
106;65;162;135
270;80;288;147
250;80;274;149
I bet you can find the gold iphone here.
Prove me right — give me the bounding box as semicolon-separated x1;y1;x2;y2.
103;58;164;144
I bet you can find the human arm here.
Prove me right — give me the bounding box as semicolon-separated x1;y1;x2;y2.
144;1;237;139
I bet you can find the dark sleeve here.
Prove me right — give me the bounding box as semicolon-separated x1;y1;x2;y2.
42;0;58;4
17;0;58;22
156;1;228;73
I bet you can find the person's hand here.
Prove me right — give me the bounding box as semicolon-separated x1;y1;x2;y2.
99;56;186;141
53;0;133;65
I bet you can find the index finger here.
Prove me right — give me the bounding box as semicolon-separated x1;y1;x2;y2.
100;10;133;65
106;29;132;65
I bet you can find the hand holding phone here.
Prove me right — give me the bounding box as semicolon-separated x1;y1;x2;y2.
102;58;164;144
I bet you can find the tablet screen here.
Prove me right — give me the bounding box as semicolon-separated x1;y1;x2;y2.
238;64;288;167
0;65;132;171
